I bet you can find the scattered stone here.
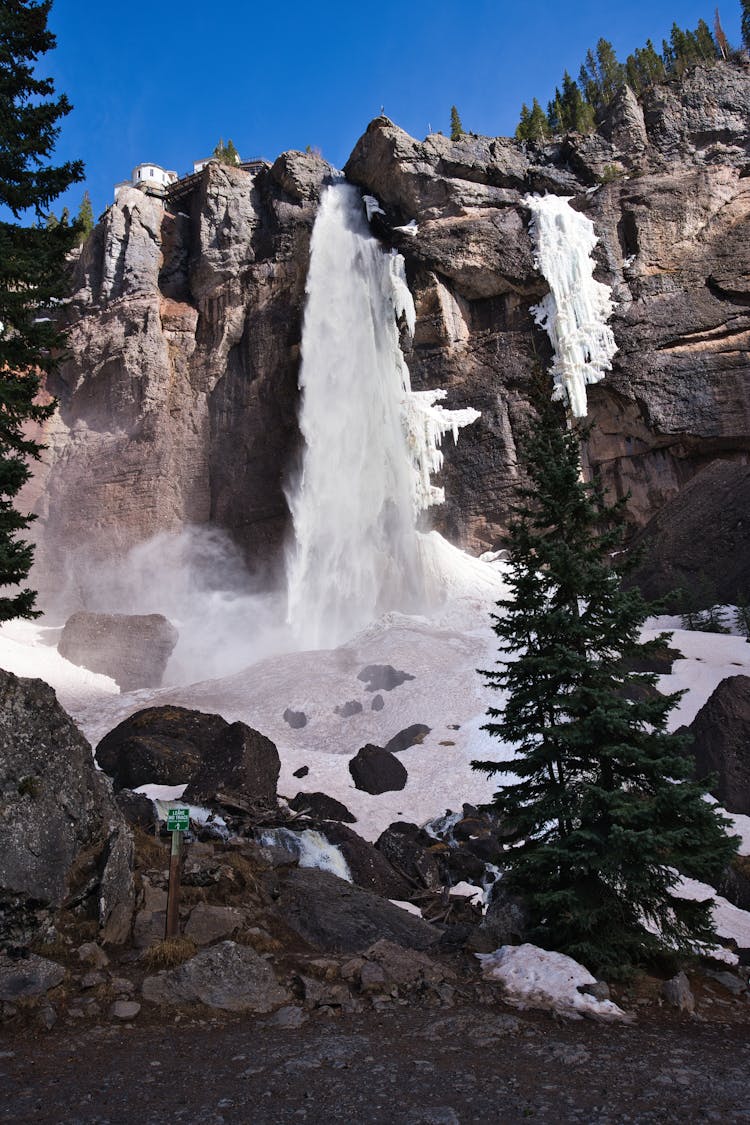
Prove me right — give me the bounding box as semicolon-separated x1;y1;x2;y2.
142;941;290;1013
296;975;352;1009
292;765;309;778
283;708;307;729
80;971;106;990
184;903;244;946
349;745;407;795
270;1004;307;1029
384;724;431;754
109;977;135;996
288;792;356;823
371;694;385;711
59;611;178;691
77;943;109;970
109;1000;141;1021
274;867;440;954
0;953;65;1002
359;961;387;994
334;700;363;717
578;981;611;1001
184;722;280;807
662;971;695;1013
37;1005;57;1030
95;705;231;790
357;665;415;692
0;669;134;948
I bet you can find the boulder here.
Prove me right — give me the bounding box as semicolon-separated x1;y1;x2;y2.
0;670;134;947
349;745;407;795
684;675;750;814
357;665;415;692
662;971;695;1013
0;952;65;1001
283;708;307;729
362;938;452;990
375;822;444;891
114;789;157;831
58;611;178;691
274;866;440;953
95;705;230;791
478;882;529;948
183;722;280;807
288;791;356;823
142;941;290;1012
317;823;411;899
384;724;431;754
184;903;244;945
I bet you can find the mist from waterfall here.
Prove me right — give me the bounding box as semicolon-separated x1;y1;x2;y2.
285;182;479;650
525;193;617;418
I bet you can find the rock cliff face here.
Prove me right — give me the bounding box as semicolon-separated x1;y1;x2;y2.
26;62;750;606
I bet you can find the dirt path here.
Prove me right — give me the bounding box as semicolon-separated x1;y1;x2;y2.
2;1002;749;1124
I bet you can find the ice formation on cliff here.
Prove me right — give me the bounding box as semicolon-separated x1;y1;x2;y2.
525;193;617;417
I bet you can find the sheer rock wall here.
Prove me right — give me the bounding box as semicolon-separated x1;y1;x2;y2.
26;62;750;604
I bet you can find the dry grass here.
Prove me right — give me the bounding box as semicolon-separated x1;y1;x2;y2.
134;828;168;869
141;936;197;971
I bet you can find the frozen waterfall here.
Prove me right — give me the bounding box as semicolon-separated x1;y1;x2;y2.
525;193;617;418
285;182;479;650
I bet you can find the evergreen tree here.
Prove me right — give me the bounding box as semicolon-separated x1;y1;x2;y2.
695;18;718;60
450;105;464;141
742;0;750;49
75;189;94;243
734;597;750;640
0;0;84;620
473;388;737;978
516;99;549;142
212;137;240;165
515;103;532;141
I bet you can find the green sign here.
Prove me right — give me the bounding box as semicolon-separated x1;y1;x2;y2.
166;807;190;832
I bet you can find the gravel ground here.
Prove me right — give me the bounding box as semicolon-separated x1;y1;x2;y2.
2;1002;750;1124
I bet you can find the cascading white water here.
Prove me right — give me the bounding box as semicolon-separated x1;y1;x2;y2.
525;193;617;418
286;182;479;650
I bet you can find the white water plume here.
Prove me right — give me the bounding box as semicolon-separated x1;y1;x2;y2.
525;193;617;418
285;182;479;650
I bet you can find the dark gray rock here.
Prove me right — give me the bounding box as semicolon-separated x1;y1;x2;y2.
0;670;134;947
184;722;280;807
283;708;307;729
375;822;444;892
114;789;156;831
662;971;695;1013
292;765;309;778
684;675;750;814
0;953;65;1001
479;882;528;948
371;694;385;712
384;724;431;754
349;745;408;795
142;941;290;1012
357;665;415;692
317;823;411;899
58;612;178;691
95;705;230;791
275;867;440;953
335;700;363;718
184;903;244;945
288;791;356;823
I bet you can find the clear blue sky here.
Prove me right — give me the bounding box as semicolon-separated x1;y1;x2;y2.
43;0;742;219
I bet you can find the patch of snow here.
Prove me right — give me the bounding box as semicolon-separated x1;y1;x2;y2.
136;784;186;802
675;875;750;949
478;944;632;1022
450;881;483;905
389;899;423;917
642;625;750;729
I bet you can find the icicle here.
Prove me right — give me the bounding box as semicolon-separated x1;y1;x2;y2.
525;193;617;418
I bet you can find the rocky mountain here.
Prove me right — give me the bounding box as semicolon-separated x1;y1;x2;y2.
24;60;750;609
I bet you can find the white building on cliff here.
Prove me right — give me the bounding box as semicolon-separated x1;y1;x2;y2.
114;163;178;202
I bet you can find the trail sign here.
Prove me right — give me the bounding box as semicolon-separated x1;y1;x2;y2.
166;807;190;832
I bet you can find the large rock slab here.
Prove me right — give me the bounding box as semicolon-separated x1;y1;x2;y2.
141;941;289;1012
58;611;178;691
95;705;230;791
684;675;750;814
0;670;134;946
274;866;440;953
183;722;280;807
0;952;65;1001
349;745;407;795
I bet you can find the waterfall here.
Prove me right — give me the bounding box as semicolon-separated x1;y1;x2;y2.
285;182;479;650
525;193;617;418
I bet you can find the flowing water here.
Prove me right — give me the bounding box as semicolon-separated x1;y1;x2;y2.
285;182;479;649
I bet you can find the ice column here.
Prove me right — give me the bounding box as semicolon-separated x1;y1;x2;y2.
285;182;479;650
525;193;617;417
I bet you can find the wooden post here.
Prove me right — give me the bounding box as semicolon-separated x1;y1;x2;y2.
165;828;183;939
